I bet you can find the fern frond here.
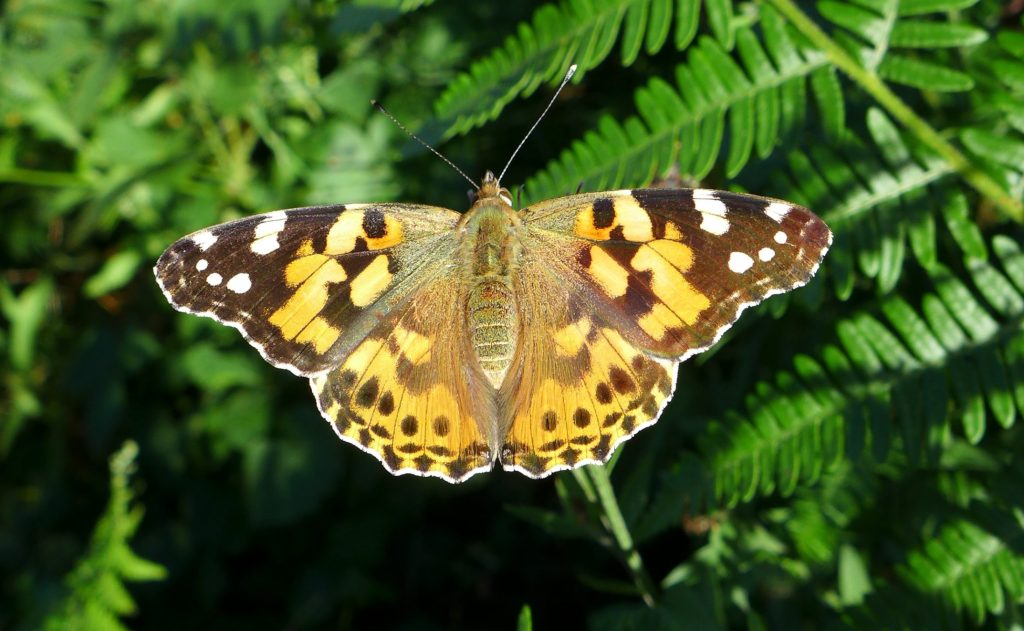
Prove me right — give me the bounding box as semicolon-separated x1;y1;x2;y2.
766;0;1022;219
762;109;988;296
819;0;986;91
523;9;834;203
434;0;734;137
783;462;884;565
42;442;166;631
703;233;1024;508
898;517;1024;623
843;581;962;629
961;29;1024;199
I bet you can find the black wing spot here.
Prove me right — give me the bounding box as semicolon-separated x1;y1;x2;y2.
362;208;387;239
592;198;615;229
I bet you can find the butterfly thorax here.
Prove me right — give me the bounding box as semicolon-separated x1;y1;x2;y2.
460;173;521;389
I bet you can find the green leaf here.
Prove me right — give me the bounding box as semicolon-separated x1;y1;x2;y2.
838;544;873;605
818;2;888;47
897;0;979;16
674;0;700;49
705;0;734;50
42;441;166;630
83;250;142;299
960;128;1024;170
433;0;717;137
968;258;1024;319
810;66;846;141
865;107;910;167
931;264;998;342
881;296;946;364
517;604;533;631
179;343;263;393
0;277;54;371
890;21;987;48
879;54;974;91
524;20;831;202
898;519;1021;623
2;69;85;148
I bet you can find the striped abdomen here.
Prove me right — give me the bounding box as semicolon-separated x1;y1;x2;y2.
469;279;518;389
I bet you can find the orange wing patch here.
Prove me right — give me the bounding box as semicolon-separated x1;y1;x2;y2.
575;195;658;242
310;277;495;482
500;315;676;477
325;206;404;254
269;252;349;353
267;251;398;356
628;239;709;336
264;208;408;358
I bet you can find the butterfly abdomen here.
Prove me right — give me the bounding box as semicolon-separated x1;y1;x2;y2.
460;199;524;389
468;279;518;388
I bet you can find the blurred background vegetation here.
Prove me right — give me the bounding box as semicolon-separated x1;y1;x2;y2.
4;0;1024;628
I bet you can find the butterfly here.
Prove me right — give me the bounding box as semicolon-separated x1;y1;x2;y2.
154;170;831;483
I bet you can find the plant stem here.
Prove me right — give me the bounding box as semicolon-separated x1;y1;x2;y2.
765;0;1023;222
0;169;88;188
581;465;659;606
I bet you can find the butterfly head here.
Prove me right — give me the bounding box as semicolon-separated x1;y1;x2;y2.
475;171;514;208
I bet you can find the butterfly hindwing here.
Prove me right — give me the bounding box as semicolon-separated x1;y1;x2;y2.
311;274;496;482
498;264;678;476
155;203;460;376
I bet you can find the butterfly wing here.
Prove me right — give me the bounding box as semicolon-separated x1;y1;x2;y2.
498;270;678;477
155;203;460;376
498;188;831;476
310;273;496;482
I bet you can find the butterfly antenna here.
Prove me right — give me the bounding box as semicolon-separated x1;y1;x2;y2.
371;99;479;190
498;64;577;183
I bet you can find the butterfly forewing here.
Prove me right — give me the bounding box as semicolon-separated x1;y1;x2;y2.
522;187;831;359
155;203;460;376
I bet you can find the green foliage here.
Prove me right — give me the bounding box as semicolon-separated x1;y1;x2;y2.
819;0;987;90
703;232;1024;508
435;0;736;137
522;7;839;203
41;442;167;631
518;604;535;631
4;0;1024;629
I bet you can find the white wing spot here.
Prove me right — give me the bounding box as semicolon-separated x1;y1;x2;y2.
765;202;792;223
693;189;728;213
192;231;217;251
774;231;788;244
700;213;729;235
728;252;754;274
226;273;252;294
206;273;223;286
251;211;287;255
694;190;730;235
196;259;209;271
758;247;776;262
251;238;280;255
